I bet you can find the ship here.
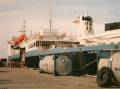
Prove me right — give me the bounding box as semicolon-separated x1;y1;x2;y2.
8;0;120;68
7;0;80;68
8;14;120;68
7;20;79;68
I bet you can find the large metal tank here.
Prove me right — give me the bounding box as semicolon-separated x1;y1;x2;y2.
39;55;54;73
111;52;120;83
98;51;120;86
55;55;72;76
55;53;97;76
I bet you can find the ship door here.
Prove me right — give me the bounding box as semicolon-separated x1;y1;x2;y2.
20;48;25;63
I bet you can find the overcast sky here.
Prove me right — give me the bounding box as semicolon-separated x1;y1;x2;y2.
0;0;120;58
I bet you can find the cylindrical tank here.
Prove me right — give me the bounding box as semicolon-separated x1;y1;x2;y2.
98;58;109;70
98;52;120;84
39;55;54;73
111;52;120;83
55;53;97;76
55;55;72;76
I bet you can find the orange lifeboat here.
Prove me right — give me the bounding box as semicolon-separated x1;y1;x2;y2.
13;34;26;45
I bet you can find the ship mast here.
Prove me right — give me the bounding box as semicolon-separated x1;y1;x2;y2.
19;20;26;35
49;0;52;35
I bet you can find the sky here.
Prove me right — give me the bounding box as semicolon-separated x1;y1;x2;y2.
0;0;120;58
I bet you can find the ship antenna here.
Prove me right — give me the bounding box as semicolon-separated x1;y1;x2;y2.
20;20;26;34
49;0;52;34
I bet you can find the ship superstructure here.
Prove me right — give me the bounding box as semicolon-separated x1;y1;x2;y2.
73;15;120;45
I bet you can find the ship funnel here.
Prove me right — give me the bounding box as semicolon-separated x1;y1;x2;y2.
73;15;94;37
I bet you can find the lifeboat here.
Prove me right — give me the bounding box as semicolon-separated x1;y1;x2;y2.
9;34;27;46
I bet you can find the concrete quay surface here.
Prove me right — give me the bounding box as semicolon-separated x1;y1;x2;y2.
0;67;119;89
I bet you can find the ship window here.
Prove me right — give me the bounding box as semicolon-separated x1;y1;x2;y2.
86;26;88;30
36;41;39;47
87;21;89;26
34;42;36;47
90;22;92;26
36;41;37;47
